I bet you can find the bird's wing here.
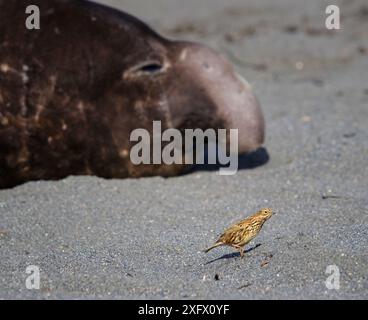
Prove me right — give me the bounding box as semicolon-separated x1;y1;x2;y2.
218;225;244;245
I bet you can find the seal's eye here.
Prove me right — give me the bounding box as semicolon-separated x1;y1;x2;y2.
125;61;164;78
139;63;163;74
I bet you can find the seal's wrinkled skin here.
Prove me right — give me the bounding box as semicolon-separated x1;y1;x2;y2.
0;0;265;188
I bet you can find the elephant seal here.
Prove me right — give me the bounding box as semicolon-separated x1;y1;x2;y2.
0;0;265;188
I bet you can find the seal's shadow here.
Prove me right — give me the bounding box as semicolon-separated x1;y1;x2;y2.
189;147;269;173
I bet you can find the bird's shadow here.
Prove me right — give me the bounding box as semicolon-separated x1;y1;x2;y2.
204;243;262;265
189;147;269;173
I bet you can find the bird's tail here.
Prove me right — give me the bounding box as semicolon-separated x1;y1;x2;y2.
204;242;223;253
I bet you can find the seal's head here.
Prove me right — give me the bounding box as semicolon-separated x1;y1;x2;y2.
119;37;265;155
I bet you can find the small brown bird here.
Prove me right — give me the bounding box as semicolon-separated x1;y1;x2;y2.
204;208;274;258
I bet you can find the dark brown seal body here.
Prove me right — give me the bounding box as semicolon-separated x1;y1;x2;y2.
0;0;265;188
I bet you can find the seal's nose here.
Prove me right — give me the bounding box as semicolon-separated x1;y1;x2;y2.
176;42;265;154
223;71;265;153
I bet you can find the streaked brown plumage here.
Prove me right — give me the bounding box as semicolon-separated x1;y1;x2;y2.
204;208;273;258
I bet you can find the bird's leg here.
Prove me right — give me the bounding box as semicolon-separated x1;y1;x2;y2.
233;245;244;258
239;247;245;259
